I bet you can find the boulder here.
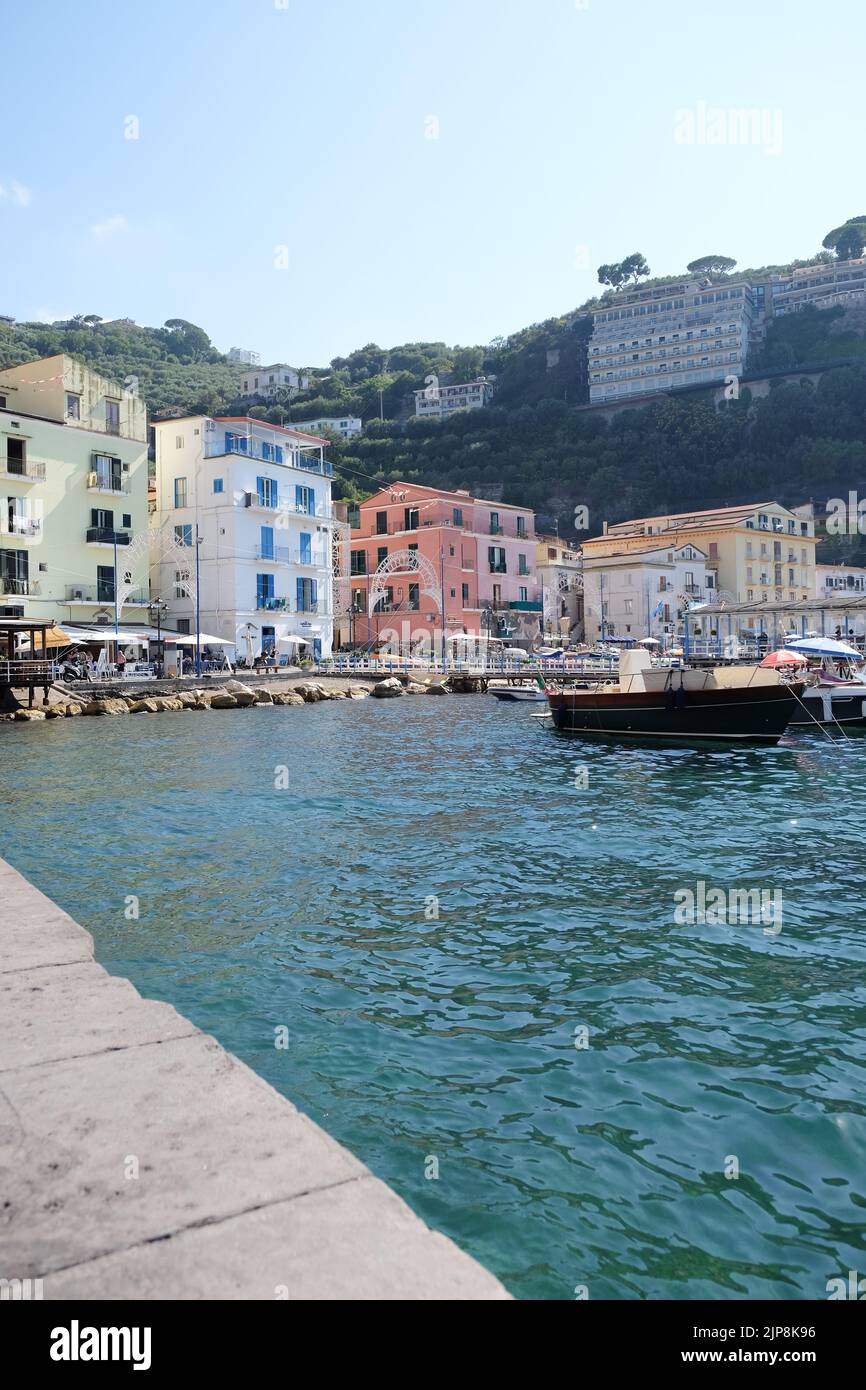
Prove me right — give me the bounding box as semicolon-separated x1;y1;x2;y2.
372;678;404;699
294;683;321;703
225;680;256;698
425;683;449;696
177;692;200;709
44;707;63;719
130;698;160;714
156;696;184;712
64;704;83;717
347;685;370;699
14;708;46;720
273;691;305;706
405;682;427;694
210;693;239;709
253;689;274;704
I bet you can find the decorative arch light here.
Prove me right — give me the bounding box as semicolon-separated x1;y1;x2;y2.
368;548;442;617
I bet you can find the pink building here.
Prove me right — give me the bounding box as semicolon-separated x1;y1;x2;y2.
348;482;540;653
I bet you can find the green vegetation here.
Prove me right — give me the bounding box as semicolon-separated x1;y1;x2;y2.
822;215;866;261
4;221;866;560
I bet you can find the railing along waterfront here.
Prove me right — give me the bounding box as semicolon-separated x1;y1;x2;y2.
0;660;59;684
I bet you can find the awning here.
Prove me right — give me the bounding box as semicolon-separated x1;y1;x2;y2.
20;626;83;648
275;635;308;647
164;632;235;646
57;626;153;644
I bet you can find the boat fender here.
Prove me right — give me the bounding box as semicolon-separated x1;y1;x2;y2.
665;685;676;711
675;684;687;709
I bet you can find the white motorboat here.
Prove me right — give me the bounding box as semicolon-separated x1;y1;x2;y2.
488;681;548;703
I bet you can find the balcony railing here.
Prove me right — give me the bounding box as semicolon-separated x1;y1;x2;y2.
3;518;42;537
1;460;46;481
256;596;289;611
206;435;333;476
1;577;39;595
256;545;291;563
489;563;508;574
243;494;329;519
88;470;130;494
86;527;132;546
65;584;149;604
0;659;59;684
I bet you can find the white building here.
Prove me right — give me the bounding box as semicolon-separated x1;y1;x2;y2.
589;280;757;403
292;416;362;440
413;378;495;418
536;535;583;641
761;258;866;320
239;363;310;399
151;415;334;660
582;542;715;642
816;562;866;599
228;348;261;366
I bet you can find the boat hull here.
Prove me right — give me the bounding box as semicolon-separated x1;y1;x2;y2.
547;682;800;743
788;687;866;728
489;687;547;702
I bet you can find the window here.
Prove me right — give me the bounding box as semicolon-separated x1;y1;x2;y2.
260;526;274;560
453;507;463;526
122;513;131;529
519;586;528;602
294;483;313;514
105;399;120;434
488;546;507;573
175;435;184;449
623;598;634;614
174;569;186;599
174;524;192;546
462;583;469;605
66;393;81;420
96;565;115;603
176;618;191;635
258;476;279;508
5;436;26;474
408;583;419;610
377;546;388;567
299;532;312;565
490;511;500;534
518;554;529;575
173;477;187;508
517;516;526;537
376;511;388;535
350;551;367;576
213;478;224;494
257;573;275;607
404;507;419;531
296;576;317;612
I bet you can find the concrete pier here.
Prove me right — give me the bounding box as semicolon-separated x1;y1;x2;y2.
0;858;509;1300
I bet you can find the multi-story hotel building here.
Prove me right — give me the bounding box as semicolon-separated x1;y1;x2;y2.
228;347;261;366
761;257;866;320
151;415;334;659
588;281;757;403
239;363;310;399
582;501;817;612
0;354;149;625
292;415;362;440
581;541;715;643
413;378;495;419
816;562;866;600
348;483;540;652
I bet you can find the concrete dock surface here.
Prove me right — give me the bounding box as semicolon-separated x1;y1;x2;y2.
0;857;509;1300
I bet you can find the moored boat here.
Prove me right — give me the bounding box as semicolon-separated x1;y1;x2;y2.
546;649;802;744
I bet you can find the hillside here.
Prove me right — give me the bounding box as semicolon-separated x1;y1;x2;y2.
4;278;866;563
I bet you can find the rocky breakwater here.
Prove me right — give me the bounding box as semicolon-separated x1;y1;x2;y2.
0;676;452;724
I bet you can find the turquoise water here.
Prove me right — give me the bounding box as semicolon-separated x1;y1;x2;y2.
2;699;866;1299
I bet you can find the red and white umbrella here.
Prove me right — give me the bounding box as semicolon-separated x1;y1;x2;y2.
760;648;808;668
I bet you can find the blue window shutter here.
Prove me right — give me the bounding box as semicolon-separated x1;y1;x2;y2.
224;431;233;453
273;480;279;506
311;578;317;606
296;577;303;610
261;526;274;558
275;445;283;463
300;531;311;563
239;436;247;453
296;484;303;511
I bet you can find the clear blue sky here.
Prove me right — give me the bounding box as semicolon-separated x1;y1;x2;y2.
1;0;862;366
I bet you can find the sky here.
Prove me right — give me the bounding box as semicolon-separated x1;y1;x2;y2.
1;0;863;367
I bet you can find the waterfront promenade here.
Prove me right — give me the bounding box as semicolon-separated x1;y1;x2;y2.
0;857;509;1300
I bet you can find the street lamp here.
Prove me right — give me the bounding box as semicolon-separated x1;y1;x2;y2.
148;598;168;676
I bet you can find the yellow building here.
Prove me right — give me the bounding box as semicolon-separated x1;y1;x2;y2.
0;355;149;627
582;501;816;612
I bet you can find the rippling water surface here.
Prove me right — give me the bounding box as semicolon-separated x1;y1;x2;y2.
3;698;866;1298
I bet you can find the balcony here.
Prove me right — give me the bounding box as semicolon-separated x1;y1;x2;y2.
65;584;149;604
1;577;40;596
489;563;508;574
3;518;42;538
256;545;291;563
1;459;46;482
256;596;289;611
86;527;132;546
206;434;333;476
88;470;130;494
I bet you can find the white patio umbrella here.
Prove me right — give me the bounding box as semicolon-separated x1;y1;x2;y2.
786;636;862;660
